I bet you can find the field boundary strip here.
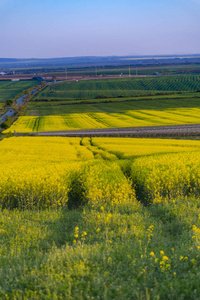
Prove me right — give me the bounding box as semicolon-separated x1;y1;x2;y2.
26;123;200;138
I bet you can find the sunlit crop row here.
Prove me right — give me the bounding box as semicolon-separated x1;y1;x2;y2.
131;151;200;204
82;161;136;208
92;137;200;158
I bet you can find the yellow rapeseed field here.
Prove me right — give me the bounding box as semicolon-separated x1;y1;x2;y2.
93;137;200;158
1;136;200;209
82;162;136;208
4;107;200;133
0;137;86;209
131;151;200;203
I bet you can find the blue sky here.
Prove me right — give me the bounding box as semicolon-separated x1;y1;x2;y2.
1;0;200;58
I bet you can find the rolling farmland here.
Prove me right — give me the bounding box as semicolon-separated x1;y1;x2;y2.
4;76;199;134
1;6;200;297
6;84;200;134
2;72;200;299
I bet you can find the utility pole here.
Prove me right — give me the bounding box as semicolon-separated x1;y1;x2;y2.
129;66;131;78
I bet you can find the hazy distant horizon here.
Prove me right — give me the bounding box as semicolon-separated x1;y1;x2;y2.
1;0;200;59
1;53;200;60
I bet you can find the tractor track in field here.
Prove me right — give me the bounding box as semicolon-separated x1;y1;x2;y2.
26;123;200;138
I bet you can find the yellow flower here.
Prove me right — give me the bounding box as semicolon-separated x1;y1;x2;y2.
150;251;155;257
191;258;197;265
162;256;169;261
75;226;79;232
160;250;165;256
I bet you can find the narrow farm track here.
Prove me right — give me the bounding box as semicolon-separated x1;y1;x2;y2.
27;123;200;138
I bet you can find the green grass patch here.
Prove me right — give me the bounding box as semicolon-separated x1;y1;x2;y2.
0;80;37;103
1;196;200;298
27;92;200;116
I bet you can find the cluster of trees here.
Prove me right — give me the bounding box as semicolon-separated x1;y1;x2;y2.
0;116;13;129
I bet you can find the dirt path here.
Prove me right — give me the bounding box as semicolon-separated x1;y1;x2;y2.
27;124;200;138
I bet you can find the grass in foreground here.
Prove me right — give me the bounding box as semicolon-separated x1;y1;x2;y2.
1;196;200;299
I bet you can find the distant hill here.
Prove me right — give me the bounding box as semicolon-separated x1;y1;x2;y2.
0;55;200;69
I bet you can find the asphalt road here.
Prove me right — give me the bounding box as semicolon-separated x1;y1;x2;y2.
0;109;15;122
16;94;27;107
27;124;200;138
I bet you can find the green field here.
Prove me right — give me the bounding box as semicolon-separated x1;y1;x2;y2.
33;75;200;101
0;80;37;103
27;92;200;116
2;197;200;299
1;136;200;298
